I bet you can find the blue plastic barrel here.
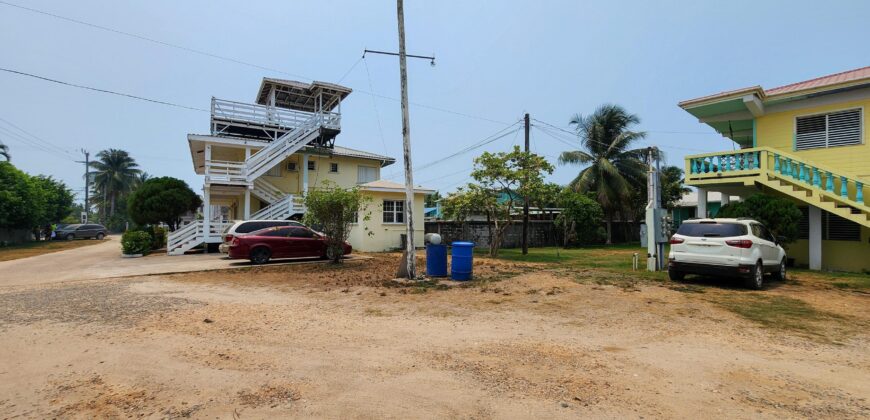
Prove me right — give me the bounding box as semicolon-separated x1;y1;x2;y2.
451;241;475;281
426;244;448;277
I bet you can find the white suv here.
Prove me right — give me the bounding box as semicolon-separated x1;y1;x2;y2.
667;218;786;289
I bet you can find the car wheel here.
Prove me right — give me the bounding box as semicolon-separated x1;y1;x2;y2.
771;258;786;281
745;261;764;290
96;233;105;240
249;247;271;265
66;234;75;241
326;246;342;261
668;268;685;281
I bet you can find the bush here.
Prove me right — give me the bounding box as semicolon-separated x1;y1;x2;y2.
302;181;370;263
128;177;201;230
121;231;152;255
149;226;167;250
718;194;802;244
555;190;606;247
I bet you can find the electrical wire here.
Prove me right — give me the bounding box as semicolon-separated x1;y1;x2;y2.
0;116;77;158
0;68;208;112
0;1;512;126
362;58;389;156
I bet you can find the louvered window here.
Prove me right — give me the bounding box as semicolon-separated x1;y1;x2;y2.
795;109;862;150
824;213;861;241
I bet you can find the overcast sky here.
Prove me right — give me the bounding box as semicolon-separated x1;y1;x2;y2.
1;0;867;203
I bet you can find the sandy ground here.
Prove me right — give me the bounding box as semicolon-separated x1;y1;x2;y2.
0;236;363;288
0;253;868;419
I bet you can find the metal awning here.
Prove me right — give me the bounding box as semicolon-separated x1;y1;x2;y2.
255;78;352;112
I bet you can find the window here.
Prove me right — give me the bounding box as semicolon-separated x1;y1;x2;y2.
383;200;405;223
796;108;862;150
262;228;289;237
330;162;339;173
308;160;316;171
286;161;297;172
357;165;377;184
266;165;281;177
796;207;859;241
675;222;746;238
289;227;315;238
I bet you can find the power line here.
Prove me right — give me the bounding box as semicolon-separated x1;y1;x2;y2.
0;125;74;161
0;1;511;126
362;58;389;156
382;121;522;180
0;116;76;158
0;67;209;112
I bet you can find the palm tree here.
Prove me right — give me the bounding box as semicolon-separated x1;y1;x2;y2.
89;149;141;218
559;104;656;244
0;142;9;161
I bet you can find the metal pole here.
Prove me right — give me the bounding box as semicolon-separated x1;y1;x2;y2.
82;149;89;223
397;0;416;279
522;113;530;255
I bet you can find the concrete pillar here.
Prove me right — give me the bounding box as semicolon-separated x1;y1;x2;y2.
202;185;211;248
696;187;708;218
243;189;251;220
720;194;730;207
302;153;310;194
808;205;822;270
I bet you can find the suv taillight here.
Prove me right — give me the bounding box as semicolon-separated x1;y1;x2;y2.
225;234;234;243
231;237;240;246
725;239;753;248
669;236;684;244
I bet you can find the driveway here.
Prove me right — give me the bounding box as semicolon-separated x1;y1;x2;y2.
0;236;356;288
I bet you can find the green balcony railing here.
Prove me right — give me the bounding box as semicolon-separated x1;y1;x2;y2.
685;146;867;209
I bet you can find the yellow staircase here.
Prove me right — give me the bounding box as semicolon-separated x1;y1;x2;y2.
685;146;869;228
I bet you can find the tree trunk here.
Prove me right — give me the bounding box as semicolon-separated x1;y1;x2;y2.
490;218;499;257
110;194;116;218
605;214;613;245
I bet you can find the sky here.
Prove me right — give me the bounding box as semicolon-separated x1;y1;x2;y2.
1;0;868;204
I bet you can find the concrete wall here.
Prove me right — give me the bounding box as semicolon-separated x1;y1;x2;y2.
347;190;426;252
0;228;32;245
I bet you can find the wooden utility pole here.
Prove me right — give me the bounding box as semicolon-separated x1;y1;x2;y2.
77;149;90;223
522;113;530;255
397;0;416;279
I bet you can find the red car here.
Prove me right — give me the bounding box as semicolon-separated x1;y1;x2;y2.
228;225;352;264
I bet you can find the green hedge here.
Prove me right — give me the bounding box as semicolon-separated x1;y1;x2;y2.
121;231;152;255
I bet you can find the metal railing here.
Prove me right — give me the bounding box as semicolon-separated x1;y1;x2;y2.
685;146;867;208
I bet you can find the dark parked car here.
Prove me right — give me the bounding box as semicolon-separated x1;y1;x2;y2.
228;226;352;264
55;223;108;240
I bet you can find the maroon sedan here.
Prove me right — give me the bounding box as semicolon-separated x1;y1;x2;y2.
228;226;352;264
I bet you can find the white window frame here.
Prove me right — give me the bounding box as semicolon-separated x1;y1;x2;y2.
382;200;405;224
794;107;863;151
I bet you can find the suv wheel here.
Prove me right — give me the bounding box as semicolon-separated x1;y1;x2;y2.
96;233;105;240
745;261;764;290
66;233;75;241
771;258;786;281
249;247;271;265
668;268;685;281
325;246;342;261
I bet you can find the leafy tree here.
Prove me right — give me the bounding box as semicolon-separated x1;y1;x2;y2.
31;176;75;227
302;181;371;263
717;194;802;243
450;146;553;257
554;189;605;247
89;149;141;219
660;165;689;209
424;190;442;207
0;162;37;228
559;104;659;244
127;177;202;230
0;142;9;161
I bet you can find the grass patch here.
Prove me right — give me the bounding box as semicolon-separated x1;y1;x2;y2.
363;308;388;317
790;269;870;292
477;246;668;281
715;293;843;339
0;239;105;262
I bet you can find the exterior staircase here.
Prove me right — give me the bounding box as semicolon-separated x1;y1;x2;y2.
167;220;233;256
686;146;869;228
250;194;306;221
244;114;336;181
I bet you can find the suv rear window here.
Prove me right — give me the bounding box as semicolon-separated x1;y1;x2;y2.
676;222;747;238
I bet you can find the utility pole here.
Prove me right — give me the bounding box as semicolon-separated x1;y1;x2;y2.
76;149;90;223
522;113;530;255
397;0;416;279
363;2;435;279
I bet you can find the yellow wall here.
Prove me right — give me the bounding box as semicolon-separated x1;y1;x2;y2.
347;190;427;252
756;98;870;179
788;224;870;272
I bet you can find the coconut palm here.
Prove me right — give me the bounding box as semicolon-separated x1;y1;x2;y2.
0;142;9;161
89;149;141;217
559;104;657;244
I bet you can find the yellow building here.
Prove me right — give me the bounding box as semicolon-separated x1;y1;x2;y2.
679;66;870;272
168;78;431;254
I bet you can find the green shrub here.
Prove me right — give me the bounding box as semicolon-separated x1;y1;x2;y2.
717;194;802;244
150;226;167;250
554;189;606;247
121;231;152;255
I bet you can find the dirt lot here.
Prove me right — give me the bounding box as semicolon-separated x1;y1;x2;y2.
0;252;868;418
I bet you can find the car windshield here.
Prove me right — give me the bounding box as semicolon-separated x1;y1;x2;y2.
676;222;747;238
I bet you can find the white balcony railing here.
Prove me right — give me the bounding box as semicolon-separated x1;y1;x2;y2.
205;159;247;184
